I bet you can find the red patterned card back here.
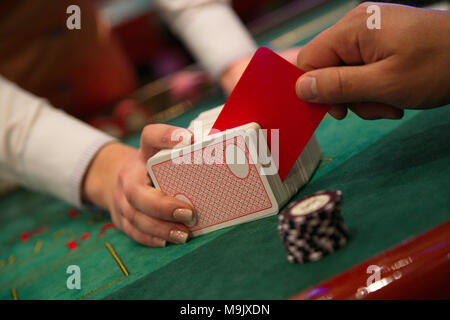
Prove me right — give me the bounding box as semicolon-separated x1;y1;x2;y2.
150;134;276;235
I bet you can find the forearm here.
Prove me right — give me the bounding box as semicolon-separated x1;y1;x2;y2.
154;0;257;79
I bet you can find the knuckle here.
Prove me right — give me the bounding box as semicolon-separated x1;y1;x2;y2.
124;207;137;224
296;49;307;69
335;69;346;99
140;190;169;219
117;167;127;189
325;68;346;100
154;196;176;220
122;221;134;237
124;224;146;245
113;188;122;204
123;183;138;205
147;203;165;220
135;216;162;238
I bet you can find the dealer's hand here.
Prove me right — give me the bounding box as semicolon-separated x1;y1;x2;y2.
296;2;450;120
83;124;194;247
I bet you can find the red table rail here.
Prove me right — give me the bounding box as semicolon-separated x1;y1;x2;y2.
292;220;450;300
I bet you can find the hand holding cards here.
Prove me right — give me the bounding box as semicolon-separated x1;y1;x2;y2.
147;48;330;237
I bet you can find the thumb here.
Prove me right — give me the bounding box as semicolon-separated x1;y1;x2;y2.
140;124;193;160
296;63;385;104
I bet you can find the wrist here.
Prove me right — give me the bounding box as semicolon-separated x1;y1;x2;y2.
82;142;137;210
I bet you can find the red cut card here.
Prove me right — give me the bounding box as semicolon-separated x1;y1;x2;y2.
210;47;330;180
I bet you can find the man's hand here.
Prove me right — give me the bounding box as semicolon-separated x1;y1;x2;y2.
220;47;302;95
295;2;450;120
83;124;195;247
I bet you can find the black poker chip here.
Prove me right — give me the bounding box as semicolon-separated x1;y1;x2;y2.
278;190;349;264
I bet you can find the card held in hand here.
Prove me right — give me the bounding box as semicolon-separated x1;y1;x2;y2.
211;47;330;180
146;45;329;237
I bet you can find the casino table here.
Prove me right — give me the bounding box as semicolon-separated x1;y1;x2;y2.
0;0;449;300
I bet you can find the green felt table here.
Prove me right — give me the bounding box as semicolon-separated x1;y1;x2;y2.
0;0;449;300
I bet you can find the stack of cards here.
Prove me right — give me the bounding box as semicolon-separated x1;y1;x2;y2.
147;47;329;236
187;105;322;209
147;105;322;236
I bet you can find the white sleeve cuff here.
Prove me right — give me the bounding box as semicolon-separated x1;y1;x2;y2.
156;1;257;79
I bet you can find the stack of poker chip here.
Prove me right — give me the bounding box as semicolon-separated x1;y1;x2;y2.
278;190;349;264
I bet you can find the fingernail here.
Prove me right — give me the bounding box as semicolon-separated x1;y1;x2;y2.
173;208;194;222
169;230;189;244
297;76;317;100
178;131;193;147
172;129;193;147
154;238;167;247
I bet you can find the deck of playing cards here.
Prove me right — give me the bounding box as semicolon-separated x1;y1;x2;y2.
147;106;322;236
147;47;329;236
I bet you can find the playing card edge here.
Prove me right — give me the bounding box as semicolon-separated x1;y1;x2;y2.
191;205;279;237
